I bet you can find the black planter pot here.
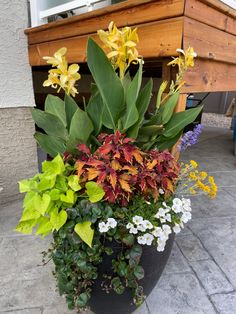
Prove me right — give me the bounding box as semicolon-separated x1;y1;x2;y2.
89;234;175;314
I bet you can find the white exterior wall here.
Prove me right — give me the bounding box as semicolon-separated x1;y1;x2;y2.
0;0;35;108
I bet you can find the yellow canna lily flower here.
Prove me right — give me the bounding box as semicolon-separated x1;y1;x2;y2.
97;21;141;79
43;47;81;97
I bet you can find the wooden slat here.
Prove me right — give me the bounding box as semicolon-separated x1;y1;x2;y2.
200;0;236;18
185;0;236;36
28;18;183;66
183;17;236;65
182;58;236;93
26;0;184;45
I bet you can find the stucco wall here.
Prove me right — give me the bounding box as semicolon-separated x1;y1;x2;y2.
0;0;37;204
0;0;35;108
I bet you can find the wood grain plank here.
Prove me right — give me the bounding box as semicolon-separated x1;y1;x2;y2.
182;58;236;93
183;17;236;65
185;0;236;36
28;18;183;66
26;0;184;45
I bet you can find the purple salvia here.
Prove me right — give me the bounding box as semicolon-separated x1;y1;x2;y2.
179;124;203;151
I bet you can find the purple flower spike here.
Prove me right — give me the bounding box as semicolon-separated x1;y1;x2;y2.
179;124;203;151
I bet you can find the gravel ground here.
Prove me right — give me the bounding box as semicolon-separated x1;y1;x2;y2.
202;112;232;129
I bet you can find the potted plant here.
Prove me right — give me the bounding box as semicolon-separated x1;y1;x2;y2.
15;22;217;313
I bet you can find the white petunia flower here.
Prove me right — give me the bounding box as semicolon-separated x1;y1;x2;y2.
142;220;153;230
159;188;165;195
162;224;172;235
137;235;146;245
137;224;146;232
173;198;183;207
157;238;167;252
173;224;181;234
154;207;167;219
182;198;191;207
165;213;172;222
160;218;166;223
107;218;117;228
126;222;134;229
152;227;163;237
99;222;109;233
129;227;138;234
172;204;182;214
143;233;154;246
132;215;143;225
181;212;192;223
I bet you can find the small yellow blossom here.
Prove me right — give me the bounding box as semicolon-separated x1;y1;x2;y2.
98;21;141;79
190;160;198;168
43;47;81;97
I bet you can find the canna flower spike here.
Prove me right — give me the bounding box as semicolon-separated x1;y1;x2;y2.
98;21;141;79
43;47;81;97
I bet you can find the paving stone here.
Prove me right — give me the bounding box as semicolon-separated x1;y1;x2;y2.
176;234;210;262
43;303;77;314
0;309;42;314
223;186;236;199
207;171;236;188
181;157;235;172
190;216;236;287
0;236;52;282
190;260;233;295
210;292;236;314
146;273;216;314
189;190;236;218
164;243;191;275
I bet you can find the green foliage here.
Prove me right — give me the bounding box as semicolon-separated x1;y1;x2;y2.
16;155;104;238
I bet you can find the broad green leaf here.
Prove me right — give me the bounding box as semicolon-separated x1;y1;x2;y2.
74;221;94;247
86;85;104;135
85;182;105;203
64;94;78;128
134;265;144;280
19;179;37;193
22;191;37;208
48;188;61;200
50;209;67;231
34;132;66;157
87;38;124;129
45;95;67;127
163;106;203;138
68;175;81;191
55;175;67;192
160;91;180;125
69;107;94;146
156;131;182;151
31;108;68;141
76;292;90;307
139;125;163;137
36;216;53;236
34;194;51;215
60;189;75;204
15;219;37;235
20;207;41;222
127;79;153;138
120;62;142;131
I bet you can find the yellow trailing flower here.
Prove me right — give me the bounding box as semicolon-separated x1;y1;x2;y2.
190;160;198;168
43;47;81;97
97;21;141;79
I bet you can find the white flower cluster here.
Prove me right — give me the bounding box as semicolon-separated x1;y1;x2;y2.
98;218;117;233
125;198;192;252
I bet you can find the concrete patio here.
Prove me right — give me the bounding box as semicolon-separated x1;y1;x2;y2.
1;126;236;314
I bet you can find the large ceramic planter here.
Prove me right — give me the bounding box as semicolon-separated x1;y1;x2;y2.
89;234;175;314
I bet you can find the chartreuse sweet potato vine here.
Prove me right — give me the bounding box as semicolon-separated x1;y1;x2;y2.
16;154;104;246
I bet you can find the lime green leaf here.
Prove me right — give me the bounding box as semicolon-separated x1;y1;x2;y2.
68;175;81;191
38;175;56;191
50;209;67;231
60;189;75;204
48;188;61;200
163;106;203;138
74;221;94;247
34;132;66;157
85;182;105;203
15;219;37;235
19;179;37;193
55;175;67;192
64;94;78;129
20;208;41;222
22;191;37;208
36;216;53;237
31;108;68;141
45;95;67;127
87;38;124;129
34;194;51;215
68;107;94;146
42;154;65;175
